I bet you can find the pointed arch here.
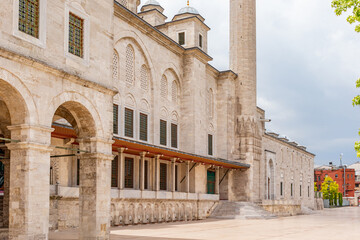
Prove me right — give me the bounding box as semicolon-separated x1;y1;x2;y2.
160;75;168;99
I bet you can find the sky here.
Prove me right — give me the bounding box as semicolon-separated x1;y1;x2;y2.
140;0;360;166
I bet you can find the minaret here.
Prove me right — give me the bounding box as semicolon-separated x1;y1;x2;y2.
229;0;262;202
230;0;257;116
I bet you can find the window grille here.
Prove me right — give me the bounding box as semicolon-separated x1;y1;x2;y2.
161;75;168;99
18;0;39;38
125;45;135;85
208;134;213;156
113;104;119;135
140;65;148;91
111;156;118;188
113;51;119;81
172;81;178;103
124;108;134;138
139;113;148;141
160;163;167;191
171;123;178;148
160;120;167;146
125;158;134;188
68;13;84;58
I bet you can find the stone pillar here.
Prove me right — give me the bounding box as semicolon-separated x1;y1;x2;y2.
154;155;161;191
185;161;190;193
2;149;10;228
6;124;53;239
118;148;126;190
78;138;114;240
215;166;220;195
140;152;146;191
171;159;176;192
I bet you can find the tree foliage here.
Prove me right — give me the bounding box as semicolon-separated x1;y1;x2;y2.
332;0;360;157
321;176;340;201
314;182;318;192
332;0;360;32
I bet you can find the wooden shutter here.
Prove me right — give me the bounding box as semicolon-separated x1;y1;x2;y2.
208;134;213;156
160;120;167;146
111;156;118;188
125;158;134;188
160;163;167;191
124;108;134;138
171;123;178;148
139;113;148;141
113;104;119;135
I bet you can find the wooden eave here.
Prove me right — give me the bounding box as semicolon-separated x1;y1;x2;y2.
51;124;249;170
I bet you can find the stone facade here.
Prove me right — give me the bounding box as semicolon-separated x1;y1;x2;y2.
0;0;316;239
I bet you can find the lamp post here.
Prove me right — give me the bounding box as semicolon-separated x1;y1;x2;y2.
340;153;346;197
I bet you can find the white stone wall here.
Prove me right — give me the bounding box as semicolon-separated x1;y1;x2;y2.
262;135;315;209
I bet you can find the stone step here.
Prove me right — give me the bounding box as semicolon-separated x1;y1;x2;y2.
210;201;276;220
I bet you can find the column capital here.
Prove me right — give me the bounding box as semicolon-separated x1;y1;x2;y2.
154;154;162;160
140;151;148;158
117;147;127;153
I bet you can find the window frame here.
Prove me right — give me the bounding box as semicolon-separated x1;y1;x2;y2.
13;0;47;48
208;134;213;156
124;107;135;139
159;162;168;191
64;3;90;65
199;33;203;49
138;111;149;143
113;103;120;136
177;31;186;46
170;122;178;149
160;119;167;146
124;157;134;189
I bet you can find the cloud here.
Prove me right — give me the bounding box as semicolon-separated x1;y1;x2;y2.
140;0;360;166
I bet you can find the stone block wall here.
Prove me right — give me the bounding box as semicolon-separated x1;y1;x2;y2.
49;197;218;230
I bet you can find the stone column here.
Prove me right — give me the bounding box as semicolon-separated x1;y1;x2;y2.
215;166;220;195
118;148;126;190
185;162;190;193
139;152;146;191
6;124;53;239
78;138;114;240
2;149;10;228
154;155;161;191
171;159;176;193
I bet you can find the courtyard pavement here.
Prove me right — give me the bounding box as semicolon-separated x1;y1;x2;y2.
49;207;360;240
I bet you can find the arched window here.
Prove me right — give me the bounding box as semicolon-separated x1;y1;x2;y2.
112;50;119;82
125;45;135;85
161;75;168;99
140;65;148;91
171;80;178;103
208;89;214;118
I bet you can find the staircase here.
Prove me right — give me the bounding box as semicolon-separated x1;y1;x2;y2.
210;201;276;220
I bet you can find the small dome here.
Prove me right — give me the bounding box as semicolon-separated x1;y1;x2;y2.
144;0;160;6
178;6;199;15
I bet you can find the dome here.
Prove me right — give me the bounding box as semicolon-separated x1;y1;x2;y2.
143;0;160;6
178;6;199;15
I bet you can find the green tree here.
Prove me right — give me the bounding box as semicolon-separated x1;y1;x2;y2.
321;176;340;202
332;0;360;156
339;192;343;206
314;182;318;192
